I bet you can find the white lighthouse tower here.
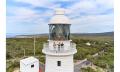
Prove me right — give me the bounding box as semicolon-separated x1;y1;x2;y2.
42;8;77;72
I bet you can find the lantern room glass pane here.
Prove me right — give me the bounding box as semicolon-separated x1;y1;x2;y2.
49;24;70;40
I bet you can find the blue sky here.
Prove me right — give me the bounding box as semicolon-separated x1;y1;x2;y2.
6;0;114;35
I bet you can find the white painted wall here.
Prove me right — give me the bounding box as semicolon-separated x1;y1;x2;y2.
20;57;39;72
45;55;74;72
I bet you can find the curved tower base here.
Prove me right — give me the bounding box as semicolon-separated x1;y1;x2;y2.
45;55;74;72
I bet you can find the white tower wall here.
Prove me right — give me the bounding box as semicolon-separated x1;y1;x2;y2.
45;55;74;72
42;8;77;72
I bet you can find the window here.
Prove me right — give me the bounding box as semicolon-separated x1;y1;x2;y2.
49;24;70;40
57;61;61;66
31;64;34;68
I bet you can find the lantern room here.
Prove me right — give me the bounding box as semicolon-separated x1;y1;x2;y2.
49;8;71;40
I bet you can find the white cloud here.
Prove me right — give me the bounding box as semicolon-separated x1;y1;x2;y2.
7;6;54;23
71;14;114;33
71;14;113;25
6;6;51;34
66;0;113;16
15;0;48;7
14;0;61;9
7;0;114;34
96;0;113;8
71;0;96;10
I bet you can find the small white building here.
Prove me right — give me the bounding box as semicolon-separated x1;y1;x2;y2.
20;57;39;72
86;42;91;46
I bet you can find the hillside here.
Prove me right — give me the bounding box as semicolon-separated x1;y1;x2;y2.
6;32;114;38
71;32;114;36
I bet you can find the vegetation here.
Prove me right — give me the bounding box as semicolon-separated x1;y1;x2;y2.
6;37;47;58
73;38;113;60
6;36;113;72
81;67;97;72
6;37;47;72
7;61;19;72
88;47;114;71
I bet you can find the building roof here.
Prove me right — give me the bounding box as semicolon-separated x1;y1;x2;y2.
49;8;70;24
20;57;39;65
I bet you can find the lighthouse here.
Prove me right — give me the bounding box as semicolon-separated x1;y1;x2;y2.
42;8;77;72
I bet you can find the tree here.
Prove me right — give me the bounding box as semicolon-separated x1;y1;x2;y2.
81;67;96;72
